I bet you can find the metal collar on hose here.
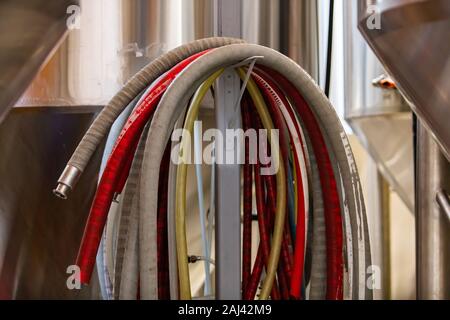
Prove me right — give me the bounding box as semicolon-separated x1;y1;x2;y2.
53;37;371;300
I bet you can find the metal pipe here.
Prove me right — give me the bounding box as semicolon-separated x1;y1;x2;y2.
416;122;450;299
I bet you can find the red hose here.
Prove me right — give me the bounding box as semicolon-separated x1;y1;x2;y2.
115;136;140;195
76;50;210;284
252;73;297;277
264;174;290;300
244;244;264;300
255;160;280;300
258;66;343;300
241;94;253;294
244;105;283;300
264;173;292;276
76;52;343;300
255;69;307;299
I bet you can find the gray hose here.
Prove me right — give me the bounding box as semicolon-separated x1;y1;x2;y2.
96;93;139;300
113;123;150;299
54;38;245;199
138;43;371;299
301;122;327;299
112;76;164;299
166;110;188;300
56;37;371;299
118;181;140;300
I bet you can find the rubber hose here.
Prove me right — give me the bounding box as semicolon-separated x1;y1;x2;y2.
298;118;327;299
175;69;224;299
241;95;253;294
173;68;286;299
254;154;281;300
140;43;369;299
116;123;150;299
260;68;343;299
166;109;188;300
112;78;165;299
252;72;301;282
249;80;293;295
157;145;171;300
76;51;209;285
55;37;245;198
96;94;139;299
193;118;212;296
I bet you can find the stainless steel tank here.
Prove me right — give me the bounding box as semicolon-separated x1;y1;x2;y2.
244;0;322;83
0;0;79;123
0;107;102;299
0;0;326;299
357;0;450;161
357;0;450;299
343;0;414;212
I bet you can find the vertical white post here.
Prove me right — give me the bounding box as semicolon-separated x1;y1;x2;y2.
213;0;242;300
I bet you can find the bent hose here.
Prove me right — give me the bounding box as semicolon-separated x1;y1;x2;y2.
56;38;371;300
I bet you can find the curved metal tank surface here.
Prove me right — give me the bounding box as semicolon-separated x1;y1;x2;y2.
17;0;128;108
0;0;79;123
0;107;102;299
0;0;326;299
358;0;450;160
183;0;323;83
343;0;414;211
14;0;325;110
244;0;322;83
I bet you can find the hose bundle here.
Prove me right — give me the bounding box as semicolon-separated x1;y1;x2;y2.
54;37;372;300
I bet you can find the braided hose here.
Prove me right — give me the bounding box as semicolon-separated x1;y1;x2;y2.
54;38;371;300
54;38;245;199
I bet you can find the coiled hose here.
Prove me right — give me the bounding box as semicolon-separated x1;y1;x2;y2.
54;38;372;300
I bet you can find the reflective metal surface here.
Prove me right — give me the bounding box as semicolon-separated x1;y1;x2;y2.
416;122;450;299
285;0;320;82
183;0;323;83
436;190;450;223
0;0;326;299
244;0;321;82
0;0;78;123
17;0;126;108
358;0;450;160
17;0;323;109
15;0;324;112
0;107;103;299
343;0;414;211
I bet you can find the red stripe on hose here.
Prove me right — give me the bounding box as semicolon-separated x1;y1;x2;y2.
254;160;280;300
264;174;290;300
244;244;264;300
258;66;343;300
76;50;210;284
244;104;282;300
241;94;253;294
115;136;140;194
252;72;298;284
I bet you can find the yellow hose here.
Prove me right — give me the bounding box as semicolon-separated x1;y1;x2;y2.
175;67;286;300
176;69;224;299
236;68;286;300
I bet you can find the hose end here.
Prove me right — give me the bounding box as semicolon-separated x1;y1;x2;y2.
53;165;82;200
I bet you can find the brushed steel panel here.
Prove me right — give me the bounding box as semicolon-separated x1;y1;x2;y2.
0;108;103;299
358;0;450;160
